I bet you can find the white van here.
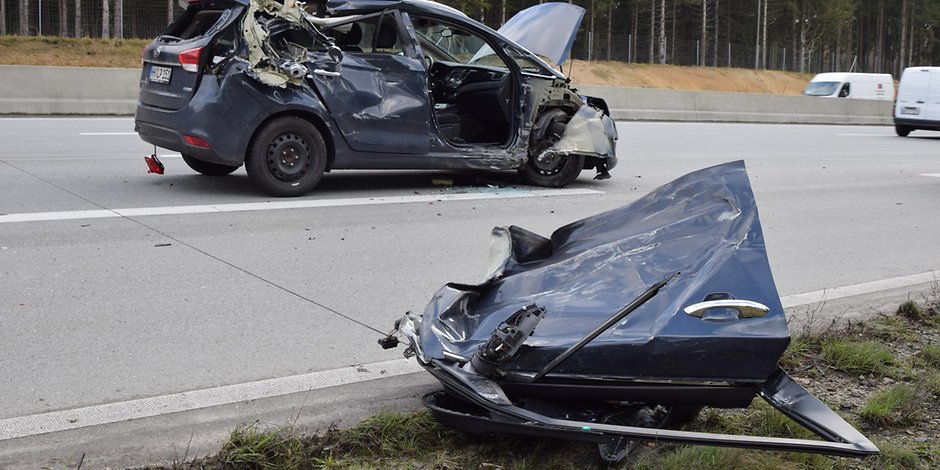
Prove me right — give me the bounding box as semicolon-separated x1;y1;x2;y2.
803;73;895;100
894;67;940;137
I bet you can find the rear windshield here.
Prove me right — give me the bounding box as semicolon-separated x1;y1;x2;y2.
160;8;228;42
803;81;840;96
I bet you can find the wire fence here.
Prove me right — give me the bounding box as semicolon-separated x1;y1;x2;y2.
1;0;181;39
571;32;883;75
1;2;879;75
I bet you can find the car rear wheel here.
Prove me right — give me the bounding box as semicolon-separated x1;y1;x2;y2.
521;109;583;188
895;125;912;137
246;117;327;197
181;154;240;176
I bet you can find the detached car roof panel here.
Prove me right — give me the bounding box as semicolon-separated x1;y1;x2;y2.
418;160;789;383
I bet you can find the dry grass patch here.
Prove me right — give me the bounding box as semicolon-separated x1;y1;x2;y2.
0;36;815;95
568;61;813;95
0;35;148;68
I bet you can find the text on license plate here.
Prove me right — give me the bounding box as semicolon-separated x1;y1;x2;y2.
149;65;172;84
901;107;920;115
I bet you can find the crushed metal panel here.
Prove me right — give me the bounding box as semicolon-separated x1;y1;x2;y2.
241;0;330;88
543;104;618;160
416;160;788;383
393;161;879;459
311;51;432;154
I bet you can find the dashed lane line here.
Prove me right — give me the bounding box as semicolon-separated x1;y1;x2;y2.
0;188;604;224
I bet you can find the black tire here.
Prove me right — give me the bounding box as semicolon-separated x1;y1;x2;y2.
597;405;669;463
521;109;583;187
246;117;327;197
895;125;912;137
662;405;702;428
181;154;240;176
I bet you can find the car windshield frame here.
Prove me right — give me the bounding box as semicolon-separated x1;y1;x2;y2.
410;15;508;69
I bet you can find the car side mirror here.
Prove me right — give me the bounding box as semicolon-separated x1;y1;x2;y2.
838;84;850;98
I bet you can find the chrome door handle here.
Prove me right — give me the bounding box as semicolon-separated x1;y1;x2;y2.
683;300;770;319
313;69;341;77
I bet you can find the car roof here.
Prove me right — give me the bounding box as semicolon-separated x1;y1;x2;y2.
215;0;467;19
327;0;468;19
218;0;564;79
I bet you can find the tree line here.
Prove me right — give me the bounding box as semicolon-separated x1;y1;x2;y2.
3;0;937;76
443;0;940;76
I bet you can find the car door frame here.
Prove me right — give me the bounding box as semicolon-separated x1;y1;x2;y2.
401;10;526;156
308;9;433;155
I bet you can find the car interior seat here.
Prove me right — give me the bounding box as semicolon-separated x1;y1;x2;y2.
333;23;363;52
374;22;398;51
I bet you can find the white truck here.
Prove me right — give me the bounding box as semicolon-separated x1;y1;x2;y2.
802;73;895;100
894;67;940;137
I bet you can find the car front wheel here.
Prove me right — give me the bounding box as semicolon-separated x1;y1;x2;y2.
181;154;240;176
246;117;327;197
521;109;584;187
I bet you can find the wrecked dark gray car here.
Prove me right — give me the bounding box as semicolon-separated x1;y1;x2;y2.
135;0;617;196
384;161;878;461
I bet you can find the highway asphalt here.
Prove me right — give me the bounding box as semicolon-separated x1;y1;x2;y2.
1;119;938;466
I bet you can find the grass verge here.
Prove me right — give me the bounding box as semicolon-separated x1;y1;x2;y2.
137;299;939;470
0;35;813;94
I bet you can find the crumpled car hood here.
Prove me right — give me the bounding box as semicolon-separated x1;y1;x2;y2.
496;3;585;66
411;160;789;383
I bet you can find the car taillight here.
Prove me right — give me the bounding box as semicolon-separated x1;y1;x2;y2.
179;47;203;73
184;135;211;148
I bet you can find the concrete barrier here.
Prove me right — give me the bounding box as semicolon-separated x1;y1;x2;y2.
0;65;894;125
0;65;139;115
576;84;894;125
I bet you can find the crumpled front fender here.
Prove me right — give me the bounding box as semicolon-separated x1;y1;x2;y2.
544;104;618;169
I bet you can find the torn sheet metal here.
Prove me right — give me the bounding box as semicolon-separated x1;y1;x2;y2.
393;161;878;458
540;104;618;165
415;160;788;383
241;0;340;88
242;0;306;87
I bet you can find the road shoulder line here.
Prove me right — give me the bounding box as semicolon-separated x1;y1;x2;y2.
2;269;937;441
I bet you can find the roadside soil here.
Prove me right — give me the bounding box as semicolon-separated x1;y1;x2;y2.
569;60;813;95
0;36;813;95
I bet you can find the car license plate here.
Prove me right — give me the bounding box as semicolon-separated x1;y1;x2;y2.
149;65;172;84
901;107;920;115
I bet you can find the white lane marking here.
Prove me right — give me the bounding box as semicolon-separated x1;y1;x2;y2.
835;133;893;137
0;188;603;224
0;270;936;440
79;132;138;136
0;358;423;441
780;270;940;308
817;157;933;163
921;173;940;178
0;154;182;162
0;117;131;121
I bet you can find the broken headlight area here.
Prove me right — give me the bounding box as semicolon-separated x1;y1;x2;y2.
241;0;340;87
387;161;878;462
